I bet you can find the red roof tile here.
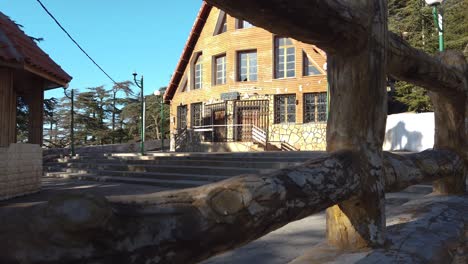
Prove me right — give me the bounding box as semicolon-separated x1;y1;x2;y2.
0;12;72;88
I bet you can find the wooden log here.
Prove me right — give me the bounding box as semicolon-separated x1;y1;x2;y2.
0;67;16;147
204;0;466;96
26;79;45;145
325;0;388;249
428;51;468;194
0;150;464;264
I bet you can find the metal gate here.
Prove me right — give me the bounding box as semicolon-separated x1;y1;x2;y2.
204;102;227;142
234;100;269;142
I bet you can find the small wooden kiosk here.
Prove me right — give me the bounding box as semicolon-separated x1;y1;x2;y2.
0;12;72;200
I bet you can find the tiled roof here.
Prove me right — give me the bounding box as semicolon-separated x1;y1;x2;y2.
0;12;72;88
164;2;212;101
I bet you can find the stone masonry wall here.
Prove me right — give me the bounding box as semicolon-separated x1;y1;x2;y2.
0;144;42;201
269;123;327;151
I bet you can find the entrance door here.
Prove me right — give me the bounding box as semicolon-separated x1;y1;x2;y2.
213;109;226;141
234;100;269;142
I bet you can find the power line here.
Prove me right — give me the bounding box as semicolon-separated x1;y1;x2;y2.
36;0;118;84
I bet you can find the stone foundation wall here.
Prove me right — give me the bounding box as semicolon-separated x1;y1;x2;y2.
0;144;42;201
269;123;327;151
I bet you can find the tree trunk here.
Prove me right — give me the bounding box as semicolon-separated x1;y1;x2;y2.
429;51;468;194
325;0;388;249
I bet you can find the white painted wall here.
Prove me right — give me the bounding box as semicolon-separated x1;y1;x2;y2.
383;112;434;152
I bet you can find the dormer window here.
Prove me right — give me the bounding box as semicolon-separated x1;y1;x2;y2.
236;19;253;29
192;53;203;89
214;11;227;35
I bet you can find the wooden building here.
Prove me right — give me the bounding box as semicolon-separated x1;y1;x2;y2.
165;2;328;151
0;12;71;200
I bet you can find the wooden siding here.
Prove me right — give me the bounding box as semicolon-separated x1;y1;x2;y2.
169;7;328;132
0;68;16;147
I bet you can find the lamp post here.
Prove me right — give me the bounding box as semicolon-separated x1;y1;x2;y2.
63;88;75;156
425;0;444;51
133;72;145;155
154;88;167;152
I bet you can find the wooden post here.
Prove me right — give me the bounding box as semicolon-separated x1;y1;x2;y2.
325;0;388;248
430;51;467;195
0;68;17;147
25;80;45;145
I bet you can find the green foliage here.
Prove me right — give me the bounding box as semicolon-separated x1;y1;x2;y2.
41;82;170;149
388;0;467;113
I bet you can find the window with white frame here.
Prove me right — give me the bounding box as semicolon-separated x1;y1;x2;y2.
238;50;257;82
275;37;295;79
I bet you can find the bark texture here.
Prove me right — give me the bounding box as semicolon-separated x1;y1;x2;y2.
428;51;468;194
325;0;388;249
0;150;464;264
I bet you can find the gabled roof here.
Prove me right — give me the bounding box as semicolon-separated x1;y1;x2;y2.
0;12;72;89
164;2;328;102
165;2;212;101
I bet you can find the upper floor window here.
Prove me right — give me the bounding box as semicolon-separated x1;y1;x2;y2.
304;92;327;123
177;105;188;130
193;54;203;89
214;54;226;85
274;94;296;123
191;102;203;127
275;37;295;78
238;50;257;82
214;11;227;35
236;19;253;29
303;52;322;76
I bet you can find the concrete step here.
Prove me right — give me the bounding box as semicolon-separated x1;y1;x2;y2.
93;170;229;182
45;159;302;170
45;172;207;189
44;163;267;176
57;155;314;164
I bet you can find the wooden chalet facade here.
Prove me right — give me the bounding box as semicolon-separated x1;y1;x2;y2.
165;2;328;151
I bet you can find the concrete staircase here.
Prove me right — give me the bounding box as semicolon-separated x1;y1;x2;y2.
44;151;326;190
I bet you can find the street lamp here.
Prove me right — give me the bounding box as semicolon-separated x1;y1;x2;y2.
133;72;145;155
154;87;167;152
63;87;75;156
425;0;444;51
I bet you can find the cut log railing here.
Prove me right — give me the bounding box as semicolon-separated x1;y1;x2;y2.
0;150;464;264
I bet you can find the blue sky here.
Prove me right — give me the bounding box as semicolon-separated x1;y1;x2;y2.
3;0;203;99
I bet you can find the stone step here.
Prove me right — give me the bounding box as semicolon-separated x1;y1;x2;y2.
57;155;314;164
45;172;206;189
93;170;230;182
46;159;302;170
44;163;268;176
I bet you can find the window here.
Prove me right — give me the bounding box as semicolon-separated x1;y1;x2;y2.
275;37;295;78
193;54;202;89
238;51;257;82
303;52;321;76
236;19;253;29
177;105;188;130
304;92;327;123
191;103;203;127
274;94;296;123
214;11;227;35
214;54;226;85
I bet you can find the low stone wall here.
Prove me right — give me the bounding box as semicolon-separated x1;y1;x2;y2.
269;123;327;151
43;140;170;157
174;129;259;152
0;144;42;201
